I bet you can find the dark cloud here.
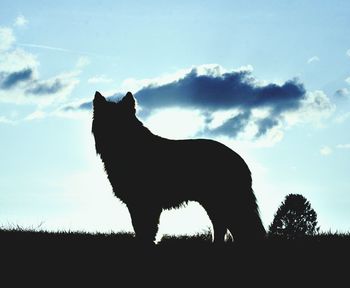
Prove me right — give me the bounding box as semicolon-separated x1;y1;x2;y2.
335;88;349;98
133;68;305;138
63;101;92;111
72;100;91;110
78;101;93;110
0;67;68;97
134;69;306;114
255;117;279;137
0;68;33;89
62;92;123;111
26;79;64;95
71;67;307;138
202;111;251;138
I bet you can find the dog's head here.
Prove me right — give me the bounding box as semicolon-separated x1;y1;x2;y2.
92;91;138;152
93;91;136;121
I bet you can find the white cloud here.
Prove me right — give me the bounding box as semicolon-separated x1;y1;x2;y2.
0;116;14;124
0;27;15;51
284;90;335;127
233;64;254;73
0;26;82;106
0;23;89;108
336;144;350;149
0;48;38;73
345;77;350;85
76;56;90;69
233;122;284;148
347;49;350;57
0;69;80;106
307;56;320;64
335;112;350;124
320;146;332;156
24;110;46;121
14;15;28;27
335;88;350;97
88;75;113;84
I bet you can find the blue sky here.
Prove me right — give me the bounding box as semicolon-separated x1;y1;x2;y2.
1;1;350;238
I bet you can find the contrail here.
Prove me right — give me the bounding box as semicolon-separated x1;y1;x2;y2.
18;43;116;59
19;43;75;53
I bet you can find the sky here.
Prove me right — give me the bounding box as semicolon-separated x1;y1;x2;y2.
1;1;350;239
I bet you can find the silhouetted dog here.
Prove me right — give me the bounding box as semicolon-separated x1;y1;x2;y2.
92;91;266;244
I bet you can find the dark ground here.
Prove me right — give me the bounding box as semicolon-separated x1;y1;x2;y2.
1;229;349;286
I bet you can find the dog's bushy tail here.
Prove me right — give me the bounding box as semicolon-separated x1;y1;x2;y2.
228;187;266;243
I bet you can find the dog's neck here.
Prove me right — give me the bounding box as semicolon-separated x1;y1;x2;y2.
96;119;156;154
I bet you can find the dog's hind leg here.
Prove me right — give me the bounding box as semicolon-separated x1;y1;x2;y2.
201;202;227;245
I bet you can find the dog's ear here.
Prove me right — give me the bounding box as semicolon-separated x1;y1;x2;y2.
121;92;136;113
94;91;106;105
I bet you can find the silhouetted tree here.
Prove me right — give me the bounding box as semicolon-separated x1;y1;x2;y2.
269;194;319;239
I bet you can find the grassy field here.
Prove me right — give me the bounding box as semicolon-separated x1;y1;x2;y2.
1;228;349;285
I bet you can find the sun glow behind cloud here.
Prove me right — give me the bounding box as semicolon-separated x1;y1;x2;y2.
144;108;205;139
